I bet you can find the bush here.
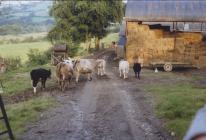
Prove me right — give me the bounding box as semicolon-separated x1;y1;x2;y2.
0;56;22;71
27;49;49;65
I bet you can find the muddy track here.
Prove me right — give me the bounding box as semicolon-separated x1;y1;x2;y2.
20;50;173;140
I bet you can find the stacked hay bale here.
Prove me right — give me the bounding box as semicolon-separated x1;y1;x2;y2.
126;22;206;68
191;42;206;68
126;22;174;66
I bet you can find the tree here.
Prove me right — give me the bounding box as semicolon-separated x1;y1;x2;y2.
48;0;123;52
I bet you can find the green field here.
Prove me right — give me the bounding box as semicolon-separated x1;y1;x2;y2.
0;32;47;41
0;41;51;62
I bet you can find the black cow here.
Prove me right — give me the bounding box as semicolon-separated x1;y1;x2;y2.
133;63;141;79
30;68;51;93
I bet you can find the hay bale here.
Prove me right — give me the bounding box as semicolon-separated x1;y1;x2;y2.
197;56;206;68
126;22;206;67
177;33;203;43
153;29;164;38
126;22;175;66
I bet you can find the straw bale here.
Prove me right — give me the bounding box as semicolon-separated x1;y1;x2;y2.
126;22;206;67
177;33;203;43
197;56;206;68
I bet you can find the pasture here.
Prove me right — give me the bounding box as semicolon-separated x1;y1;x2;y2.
0;41;51;63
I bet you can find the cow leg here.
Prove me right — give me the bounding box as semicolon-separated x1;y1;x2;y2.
88;73;92;81
103;67;106;75
41;78;46;90
76;73;80;83
100;68;103;76
138;71;140;79
119;70;122;77
66;77;71;89
62;81;65;91
32;79;38;94
33;87;37;93
62;75;66;91
97;68;100;76
123;70;127;79
60;81;63;91
134;72;137;78
43;78;46;89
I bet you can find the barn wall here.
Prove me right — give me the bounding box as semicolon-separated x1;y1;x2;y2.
126;22;206;68
117;46;124;58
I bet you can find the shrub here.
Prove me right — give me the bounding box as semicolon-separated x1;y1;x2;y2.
27;49;49;65
0;56;22;71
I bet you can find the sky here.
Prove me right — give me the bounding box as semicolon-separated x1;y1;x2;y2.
1;0;42;6
1;0;127;6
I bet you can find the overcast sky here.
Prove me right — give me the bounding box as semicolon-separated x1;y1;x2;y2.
1;0;42;6
1;0;127;6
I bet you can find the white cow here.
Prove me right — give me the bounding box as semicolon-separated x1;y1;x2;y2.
96;59;106;76
119;60;129;79
73;59;95;83
73;59;106;82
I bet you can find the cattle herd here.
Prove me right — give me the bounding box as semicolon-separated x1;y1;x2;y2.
30;58;141;93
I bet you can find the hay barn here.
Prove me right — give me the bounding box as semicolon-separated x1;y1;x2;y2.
120;0;206;68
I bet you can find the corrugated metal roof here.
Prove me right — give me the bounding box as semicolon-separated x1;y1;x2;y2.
125;0;206;22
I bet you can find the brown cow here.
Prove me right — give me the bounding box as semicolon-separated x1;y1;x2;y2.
56;61;73;91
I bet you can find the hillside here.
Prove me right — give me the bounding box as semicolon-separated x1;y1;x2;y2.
0;1;54;35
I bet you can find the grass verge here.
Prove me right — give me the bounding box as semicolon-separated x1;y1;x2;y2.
146;83;206;138
0;96;56;139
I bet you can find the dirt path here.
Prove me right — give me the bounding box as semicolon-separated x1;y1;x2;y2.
20;50;172;140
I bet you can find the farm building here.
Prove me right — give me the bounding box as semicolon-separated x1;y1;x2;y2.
120;0;206;68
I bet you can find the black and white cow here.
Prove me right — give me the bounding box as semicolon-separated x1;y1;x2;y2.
133;62;141;79
30;68;51;93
